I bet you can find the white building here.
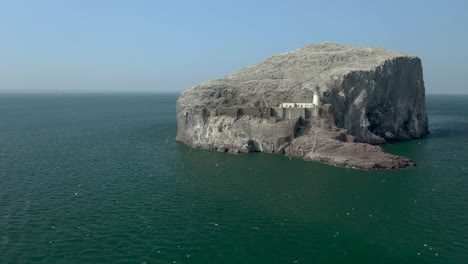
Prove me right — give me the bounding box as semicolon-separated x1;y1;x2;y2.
296;103;314;108
279;103;296;108
278;102;319;108
313;91;321;107
279;89;321;108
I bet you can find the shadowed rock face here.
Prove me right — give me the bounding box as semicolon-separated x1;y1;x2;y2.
176;42;429;169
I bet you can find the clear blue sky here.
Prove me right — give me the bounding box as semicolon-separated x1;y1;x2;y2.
0;0;466;94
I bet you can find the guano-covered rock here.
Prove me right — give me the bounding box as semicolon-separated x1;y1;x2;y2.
176;42;429;169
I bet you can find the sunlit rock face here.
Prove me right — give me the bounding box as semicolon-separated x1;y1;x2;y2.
176;42;429;169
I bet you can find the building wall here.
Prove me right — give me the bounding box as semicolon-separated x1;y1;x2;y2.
279;102;318;108
286;108;306;120
279;103;295;108
239;107;270;118
271;107;284;120
295;103;314;108
218;107;240;118
313;95;321;107
217;104;329;121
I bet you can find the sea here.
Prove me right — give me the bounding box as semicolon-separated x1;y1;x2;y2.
0;93;466;264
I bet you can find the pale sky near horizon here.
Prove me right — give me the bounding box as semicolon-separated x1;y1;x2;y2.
0;0;467;94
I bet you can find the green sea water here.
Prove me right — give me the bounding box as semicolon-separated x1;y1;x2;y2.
0;93;467;264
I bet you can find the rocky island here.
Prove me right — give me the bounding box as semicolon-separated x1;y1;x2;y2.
176;42;429;169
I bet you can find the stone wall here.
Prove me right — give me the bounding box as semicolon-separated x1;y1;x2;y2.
239;107;270;119
217;105;331;122
217;107;240;118
285;108;305;120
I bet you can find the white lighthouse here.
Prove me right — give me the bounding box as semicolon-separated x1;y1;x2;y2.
312;88;321;108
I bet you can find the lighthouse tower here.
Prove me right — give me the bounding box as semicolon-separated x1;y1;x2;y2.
312;87;321;108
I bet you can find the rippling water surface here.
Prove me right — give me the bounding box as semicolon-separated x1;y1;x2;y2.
0;94;467;263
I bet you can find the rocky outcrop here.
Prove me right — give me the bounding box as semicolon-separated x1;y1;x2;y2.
176;42;429;169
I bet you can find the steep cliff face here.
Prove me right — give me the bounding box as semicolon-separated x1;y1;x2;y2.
325;56;428;143
176;42;429;169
